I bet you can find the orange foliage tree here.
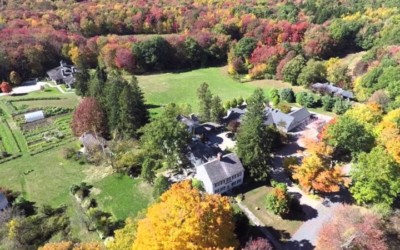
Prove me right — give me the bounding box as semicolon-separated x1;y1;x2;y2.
291;140;345;193
132;181;238;250
375;109;400;164
316;205;387;250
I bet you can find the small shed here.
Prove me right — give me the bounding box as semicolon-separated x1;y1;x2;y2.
24;110;45;123
0;192;8;212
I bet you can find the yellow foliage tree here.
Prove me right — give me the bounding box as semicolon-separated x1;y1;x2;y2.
105;216;141;250
345;103;383;129
132;181;238;250
39;241;104;250
375;108;400;163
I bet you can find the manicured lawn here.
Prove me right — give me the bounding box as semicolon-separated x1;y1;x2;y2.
136;66;305;115
93;174;153;220
242;186;302;242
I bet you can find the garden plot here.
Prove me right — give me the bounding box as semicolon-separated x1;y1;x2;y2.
21;114;75;155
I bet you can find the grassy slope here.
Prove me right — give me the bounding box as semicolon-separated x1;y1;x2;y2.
136;66;305;115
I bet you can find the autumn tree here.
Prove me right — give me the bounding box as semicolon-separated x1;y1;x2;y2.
106;216;143;250
197;82;213;121
316;205;387;250
39;241;104;250
0;81;12;93
237;88;273;181
265;182;290;216
71;97;107;136
297;59;327;87
243;237;273;250
9;71;22;86
350;146;400;207
133;181;238;250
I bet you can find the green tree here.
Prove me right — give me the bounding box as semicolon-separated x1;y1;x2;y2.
210;96;225;123
387;80;400;100
140;113;190;170
282;55;306;85
74;66;90;96
326;116;375;155
333;99;351;115
322;96;335;111
297;59;327;87
265;182;290;216
152;175;170;199
132;36;172;71
350;146;400;206
141;159;160;184
235;37;257;59
237;88;273;181
280;88;295;103
197;82;213;121
106;73;125;133
184;37;203;67
88;67;107;101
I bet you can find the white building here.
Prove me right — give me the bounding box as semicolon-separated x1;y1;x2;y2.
0;193;8;212
24;110;45;123
195;153;244;194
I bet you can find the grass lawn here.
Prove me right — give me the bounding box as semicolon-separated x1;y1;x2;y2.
136;66;306;115
93;174;153;220
242;186;303;242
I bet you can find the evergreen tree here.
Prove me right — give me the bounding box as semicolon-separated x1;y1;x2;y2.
106;73;125;133
210;95;225;123
74;66;90;96
236;88;273;181
88;67;106;101
197;82;213;121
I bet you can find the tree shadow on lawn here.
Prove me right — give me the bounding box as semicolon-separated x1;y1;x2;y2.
284;192;318;221
145;103;162;109
284;239;315;250
319;186;354;205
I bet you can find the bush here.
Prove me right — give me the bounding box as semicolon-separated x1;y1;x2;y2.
61;147;76;160
265;182;290;216
333;99;351;114
322;96;336;111
280;88;295;103
277;102;291;114
295;91;308;106
191;179;205;191
152;175;170;199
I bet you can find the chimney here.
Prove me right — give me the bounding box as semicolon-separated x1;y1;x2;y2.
217;152;223;161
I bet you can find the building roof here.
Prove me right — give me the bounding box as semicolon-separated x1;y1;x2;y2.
289;107;312;124
265;107;294;131
187;140;220;166
196;153;244;184
24;110;45;123
0;193;7;203
223;105;247;124
177;114;200;128
46;61;78;86
79;132;106;151
194;122;223;134
312;82;354;99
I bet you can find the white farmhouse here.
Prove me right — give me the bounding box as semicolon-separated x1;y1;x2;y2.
195;153;244;194
0;192;8;212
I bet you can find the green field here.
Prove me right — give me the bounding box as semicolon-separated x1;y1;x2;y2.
136;66;305;115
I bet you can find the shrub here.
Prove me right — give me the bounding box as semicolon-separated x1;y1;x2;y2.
265;182;290;216
61;147;76;160
333;99;351;114
191;179;205;191
280;88;295;103
322;96;336;111
277;102;291;114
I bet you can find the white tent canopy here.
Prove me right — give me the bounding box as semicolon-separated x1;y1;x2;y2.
24;110;45;123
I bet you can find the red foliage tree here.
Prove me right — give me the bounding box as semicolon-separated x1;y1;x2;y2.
243;237;273;250
71;97;107;137
276;51;296;80
0;82;12;93
316;205;387;250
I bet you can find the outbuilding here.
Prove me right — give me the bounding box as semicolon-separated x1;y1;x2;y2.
0;193;8;212
24;110;45;123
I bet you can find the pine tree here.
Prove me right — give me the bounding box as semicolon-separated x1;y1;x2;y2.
197;82;213;121
210;95;225;123
74;66;90;96
236;88;273;181
88;67;106;101
106;73;125;133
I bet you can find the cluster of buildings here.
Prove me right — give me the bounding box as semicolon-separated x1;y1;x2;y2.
46;61;78;88
177;104;313;194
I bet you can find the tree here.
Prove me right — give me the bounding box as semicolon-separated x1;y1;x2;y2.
133;181;238;250
326;115;375;155
321;96;335;111
280;88;295;103
243;238;273;250
282;55;306;85
88;67;107;101
326;62;351;89
39;241;104;250
316;205;387;250
333;99;351;115
141;159;160;184
237;88;273;181
235;37;257;59
74;66;90;97
0;81;12;93
9;71;22;86
71;97;107;136
297;59;327;87
105;73;125;133
368;90;390;109
350;146;400;206
197;82;213;121
152;175;170;199
132;36;172;71
210;95;225;123
106;216;141;250
265;182;290;216
140;113;190;170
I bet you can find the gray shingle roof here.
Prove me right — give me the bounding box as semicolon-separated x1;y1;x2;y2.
289;107;311;124
79;132;106;151
312;82;354;99
46;61;78;86
196;153;244;184
265;107;294;131
223;105;247;124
